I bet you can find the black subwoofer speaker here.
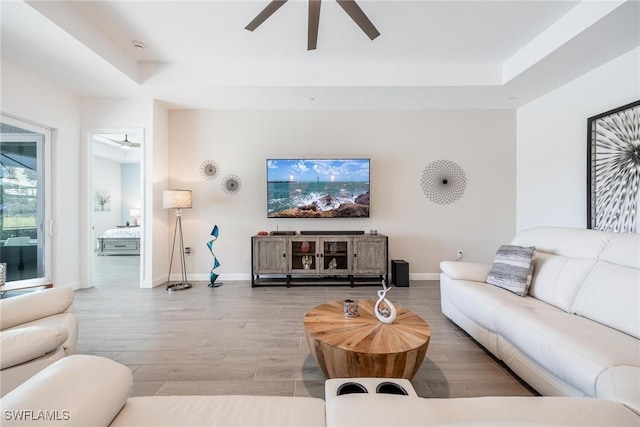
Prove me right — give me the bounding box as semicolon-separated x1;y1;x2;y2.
391;260;409;287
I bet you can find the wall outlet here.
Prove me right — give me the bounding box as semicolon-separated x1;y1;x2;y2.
184;247;191;257
456;250;464;260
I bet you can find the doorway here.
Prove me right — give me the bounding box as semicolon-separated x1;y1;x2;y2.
89;129;143;289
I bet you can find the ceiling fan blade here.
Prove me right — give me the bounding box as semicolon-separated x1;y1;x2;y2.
101;134;140;148
245;0;288;31
335;0;380;40
308;0;321;50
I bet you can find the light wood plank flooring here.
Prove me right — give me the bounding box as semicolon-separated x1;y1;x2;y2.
73;280;537;399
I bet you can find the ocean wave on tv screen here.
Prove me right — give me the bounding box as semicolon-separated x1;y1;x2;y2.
267;181;369;214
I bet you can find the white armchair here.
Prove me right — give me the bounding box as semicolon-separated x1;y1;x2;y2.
0;287;78;396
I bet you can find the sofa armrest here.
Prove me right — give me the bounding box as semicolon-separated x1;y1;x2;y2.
1;355;132;427
0;326;68;370
0;288;74;330
440;261;491;282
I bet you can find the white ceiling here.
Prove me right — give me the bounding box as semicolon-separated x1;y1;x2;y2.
1;0;638;109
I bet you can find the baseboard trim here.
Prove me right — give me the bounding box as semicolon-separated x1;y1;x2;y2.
410;273;440;281
168;273;440;282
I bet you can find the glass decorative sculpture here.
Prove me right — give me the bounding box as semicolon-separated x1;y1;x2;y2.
207;225;222;288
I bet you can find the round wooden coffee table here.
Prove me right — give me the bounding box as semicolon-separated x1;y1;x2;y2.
303;300;430;379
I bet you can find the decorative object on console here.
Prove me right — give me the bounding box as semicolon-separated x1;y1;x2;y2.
374;280;397;324
129;208;140;226
301;241;311;253
222;174;242;195
302;255;313;270
343;299;359;317
163;189;192;291
486;245;535;297
587;100;640;233
200;160;220;180
207;225;222;288
421;159;466;205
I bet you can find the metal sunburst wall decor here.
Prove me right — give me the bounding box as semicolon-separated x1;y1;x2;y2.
421;160;467;205
587;100;640;233
222;174;242;195
200;160;220;180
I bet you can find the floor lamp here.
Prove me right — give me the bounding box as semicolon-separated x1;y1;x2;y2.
163;189;192;291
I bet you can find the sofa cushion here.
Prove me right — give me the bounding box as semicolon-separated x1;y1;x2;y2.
325;394;640;426
9;312;79;355
110;395;326;427
599;232;640;269
596;365;640;413
0;287;74;330
511;227;612;259
572;261;640;339
486;245;535;296
439;261;491;283
1;355;132;427
0;326;68;369
494;304;640;398
446;280;540;334
527;252;595;312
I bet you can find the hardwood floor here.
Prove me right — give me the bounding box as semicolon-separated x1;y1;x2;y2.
73;279;537;399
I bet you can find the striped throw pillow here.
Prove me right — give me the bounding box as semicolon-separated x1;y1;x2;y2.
486;245;535;297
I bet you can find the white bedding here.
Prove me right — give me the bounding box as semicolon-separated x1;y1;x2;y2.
101;227;141;238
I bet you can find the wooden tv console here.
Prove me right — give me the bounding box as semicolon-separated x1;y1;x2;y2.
251;233;388;287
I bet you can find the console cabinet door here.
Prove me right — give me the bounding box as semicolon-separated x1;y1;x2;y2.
353;236;387;275
253;237;288;273
319;237;352;274
289;238;319;273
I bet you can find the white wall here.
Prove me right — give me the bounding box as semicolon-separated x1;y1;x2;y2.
169;109;516;279
121;163;141;223
147;100;170;288
93;156;122;236
516;47;640;231
1;60;82;289
80;98;169;288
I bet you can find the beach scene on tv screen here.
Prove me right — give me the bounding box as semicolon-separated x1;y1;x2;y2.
267;159;370;218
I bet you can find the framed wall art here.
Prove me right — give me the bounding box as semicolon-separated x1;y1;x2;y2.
587;100;640;233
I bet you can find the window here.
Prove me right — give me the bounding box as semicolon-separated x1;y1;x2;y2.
0;116;52;286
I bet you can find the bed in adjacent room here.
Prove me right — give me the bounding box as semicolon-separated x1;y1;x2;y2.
97;227;140;256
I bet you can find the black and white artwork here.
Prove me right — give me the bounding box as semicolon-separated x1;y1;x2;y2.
587;100;640;233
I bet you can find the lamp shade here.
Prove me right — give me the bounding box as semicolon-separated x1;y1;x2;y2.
130;208;141;217
163;190;192;209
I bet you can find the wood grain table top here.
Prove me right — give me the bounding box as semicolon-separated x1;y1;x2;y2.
303;300;430;355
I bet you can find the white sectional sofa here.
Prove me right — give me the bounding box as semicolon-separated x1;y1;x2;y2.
0;287;78;396
2;356;639;427
440;226;640;413
1;355;326;427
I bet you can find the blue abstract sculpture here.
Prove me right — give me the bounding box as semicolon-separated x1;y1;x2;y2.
207;225;222;288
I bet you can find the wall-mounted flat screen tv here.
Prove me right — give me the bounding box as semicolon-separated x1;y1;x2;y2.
267;158;370;218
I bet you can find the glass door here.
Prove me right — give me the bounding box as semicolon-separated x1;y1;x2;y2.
289;238;318;273
320;237;351;274
0;116;52;286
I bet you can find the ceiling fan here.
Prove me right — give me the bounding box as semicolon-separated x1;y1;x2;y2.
101;134;141;149
245;0;380;50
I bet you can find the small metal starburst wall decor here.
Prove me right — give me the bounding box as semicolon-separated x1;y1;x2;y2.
421;160;467;205
222;174;242;195
200;160;220;180
588;100;640;233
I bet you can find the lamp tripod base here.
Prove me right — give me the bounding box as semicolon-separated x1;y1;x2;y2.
167;282;192;292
